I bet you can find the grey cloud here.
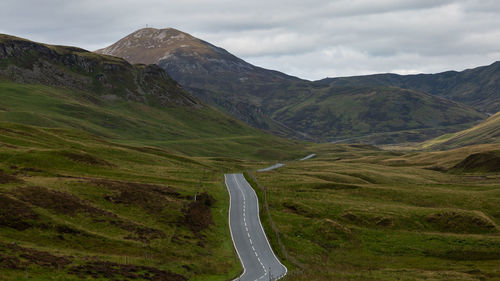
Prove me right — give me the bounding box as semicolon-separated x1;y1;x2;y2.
0;0;499;80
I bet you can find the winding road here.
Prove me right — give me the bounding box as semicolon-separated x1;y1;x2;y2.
225;174;287;281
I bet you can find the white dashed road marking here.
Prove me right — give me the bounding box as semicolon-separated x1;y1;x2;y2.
226;173;288;281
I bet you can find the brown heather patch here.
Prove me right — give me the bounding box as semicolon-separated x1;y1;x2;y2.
452;152;500;172
69;261;187;281
15;186;106;216
313;219;354;250
0;194;39;230
62;151;113;166
0;170;22;184
425;211;497;234
183;192;216;234
17;248;72;269
341;211;395;228
92;179;182;213
101;219;166;243
0;242;73;269
0;254;23;269
14;186;165;242
282;201;317;218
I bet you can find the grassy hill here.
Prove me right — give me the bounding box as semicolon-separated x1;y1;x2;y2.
421;111;500;150
0;34;306;160
249;143;500;281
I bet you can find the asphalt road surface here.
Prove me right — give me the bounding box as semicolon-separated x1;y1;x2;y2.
225;173;287;281
299;153;316;161
256;163;285;172
256;154;316;172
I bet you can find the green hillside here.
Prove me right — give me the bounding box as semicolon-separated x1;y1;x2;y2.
0;34;305;160
269;85;485;143
173;78;486;144
422;111;500;149
320;61;500;114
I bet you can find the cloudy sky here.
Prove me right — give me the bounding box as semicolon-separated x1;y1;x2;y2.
1;0;500;80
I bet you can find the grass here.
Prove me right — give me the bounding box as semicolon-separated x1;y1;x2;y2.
0;80;306;161
250;143;500;281
0;121;273;280
1;93;499;280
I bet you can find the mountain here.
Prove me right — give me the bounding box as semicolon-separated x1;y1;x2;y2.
96;28;304;138
97;28;488;144
319;61;500;114
422;110;500;149
0;33;306;160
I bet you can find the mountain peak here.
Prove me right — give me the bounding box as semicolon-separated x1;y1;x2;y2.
129;27;190;41
95;27;216;65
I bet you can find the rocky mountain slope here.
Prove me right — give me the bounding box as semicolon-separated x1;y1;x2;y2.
97;28;489;144
1;34;199;107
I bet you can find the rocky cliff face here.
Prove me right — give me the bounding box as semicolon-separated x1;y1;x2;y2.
0;34;200;108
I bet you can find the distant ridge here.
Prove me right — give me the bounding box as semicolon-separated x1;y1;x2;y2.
319;61;500;113
97;28;491;144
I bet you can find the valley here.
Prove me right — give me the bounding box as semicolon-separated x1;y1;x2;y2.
0;30;499;281
97;28;494;144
